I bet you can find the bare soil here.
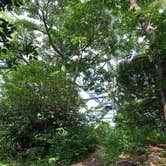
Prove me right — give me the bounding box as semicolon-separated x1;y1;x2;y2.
70;153;102;166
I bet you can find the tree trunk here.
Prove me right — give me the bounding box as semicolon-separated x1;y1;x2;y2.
156;64;166;120
61;64;66;73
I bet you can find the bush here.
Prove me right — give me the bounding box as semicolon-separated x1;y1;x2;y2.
46;126;98;165
13;125;98;165
96;124;159;165
126;127;148;155
96;123;130;165
0;61;98;165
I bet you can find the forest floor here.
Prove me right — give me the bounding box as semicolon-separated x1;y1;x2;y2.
70;153;102;166
70;144;166;166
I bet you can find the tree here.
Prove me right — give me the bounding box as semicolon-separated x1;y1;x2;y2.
125;0;166;120
1;0;165;131
1;21;38;69
0;0;22;10
0;0;166;164
0;61;99;164
0;61;89;153
116;57;166;133
0;0;23;67
17;0;117;86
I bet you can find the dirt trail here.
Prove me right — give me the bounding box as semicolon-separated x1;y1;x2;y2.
70;144;166;166
70;153;102;166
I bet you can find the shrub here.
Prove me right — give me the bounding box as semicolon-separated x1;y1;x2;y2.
96;123;130;165
0;61;98;165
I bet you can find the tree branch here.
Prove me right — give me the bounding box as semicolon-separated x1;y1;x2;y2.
36;0;64;59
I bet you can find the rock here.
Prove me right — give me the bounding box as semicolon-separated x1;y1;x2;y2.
148;145;163;152
149;162;156;166
133;154;148;163
148;154;161;164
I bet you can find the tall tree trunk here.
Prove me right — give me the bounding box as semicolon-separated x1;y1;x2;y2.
128;0;166;120
156;64;166;120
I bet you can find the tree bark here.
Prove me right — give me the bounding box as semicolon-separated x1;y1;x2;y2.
128;0;166;120
61;64;66;73
156;64;166;120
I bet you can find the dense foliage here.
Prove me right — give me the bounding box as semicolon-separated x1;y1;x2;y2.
116;57;166;133
0;0;165;165
0;61;98;165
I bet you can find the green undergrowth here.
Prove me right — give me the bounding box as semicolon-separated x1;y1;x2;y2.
0;126;98;166
0;123;166;166
96;123;166;166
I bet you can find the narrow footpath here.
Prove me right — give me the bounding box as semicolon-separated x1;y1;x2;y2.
70;144;166;166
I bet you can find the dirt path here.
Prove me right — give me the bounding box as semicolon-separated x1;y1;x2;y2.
70;144;166;166
146;144;166;166
70;153;102;166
